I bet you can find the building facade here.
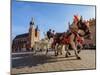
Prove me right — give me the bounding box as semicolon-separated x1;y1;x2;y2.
83;18;96;49
12;18;40;52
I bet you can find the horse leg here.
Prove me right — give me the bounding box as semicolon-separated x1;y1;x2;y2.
34;48;36;54
46;48;48;55
75;38;80;54
66;44;71;55
77;43;82;54
65;45;71;57
70;35;81;59
76;42;82;54
46;44;49;55
60;47;63;55
70;41;81;59
65;45;68;57
56;44;60;55
59;44;63;55
69;33;81;59
55;43;58;56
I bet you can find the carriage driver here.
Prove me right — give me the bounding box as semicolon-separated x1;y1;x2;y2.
52;30;56;37
47;29;52;40
47;29;56;40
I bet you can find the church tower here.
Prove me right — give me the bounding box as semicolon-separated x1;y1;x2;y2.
35;25;40;42
29;17;35;48
28;17;40;48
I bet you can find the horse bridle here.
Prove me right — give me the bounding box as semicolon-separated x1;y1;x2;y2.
77;21;91;39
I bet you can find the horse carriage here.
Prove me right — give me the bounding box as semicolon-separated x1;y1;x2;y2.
33;36;53;54
33;15;92;60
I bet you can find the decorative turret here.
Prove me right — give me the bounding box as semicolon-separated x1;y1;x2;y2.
68;22;70;29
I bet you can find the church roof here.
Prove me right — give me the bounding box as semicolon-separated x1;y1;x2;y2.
14;33;29;39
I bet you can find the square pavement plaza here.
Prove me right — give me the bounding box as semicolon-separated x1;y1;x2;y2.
11;50;96;74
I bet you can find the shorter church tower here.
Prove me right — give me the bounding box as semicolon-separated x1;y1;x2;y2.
35;25;40;42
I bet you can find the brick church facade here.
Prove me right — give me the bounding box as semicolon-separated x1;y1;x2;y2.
12;18;40;52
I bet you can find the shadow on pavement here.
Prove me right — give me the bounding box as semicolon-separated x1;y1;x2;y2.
12;54;78;69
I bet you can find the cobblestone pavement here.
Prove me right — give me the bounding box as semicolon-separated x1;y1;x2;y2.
11;50;96;74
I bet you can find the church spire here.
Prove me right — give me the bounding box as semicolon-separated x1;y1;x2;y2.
36;25;39;31
30;17;34;26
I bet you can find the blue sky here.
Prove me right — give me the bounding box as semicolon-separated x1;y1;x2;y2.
12;0;95;39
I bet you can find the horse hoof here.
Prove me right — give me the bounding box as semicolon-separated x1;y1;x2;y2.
77;57;81;60
68;52;71;55
55;54;58;56
55;53;58;56
65;54;68;58
60;53;62;55
77;51;80;54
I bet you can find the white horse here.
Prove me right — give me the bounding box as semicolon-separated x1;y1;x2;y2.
52;19;91;59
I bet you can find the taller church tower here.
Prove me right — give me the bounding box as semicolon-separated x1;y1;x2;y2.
29;18;35;48
29;17;40;48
